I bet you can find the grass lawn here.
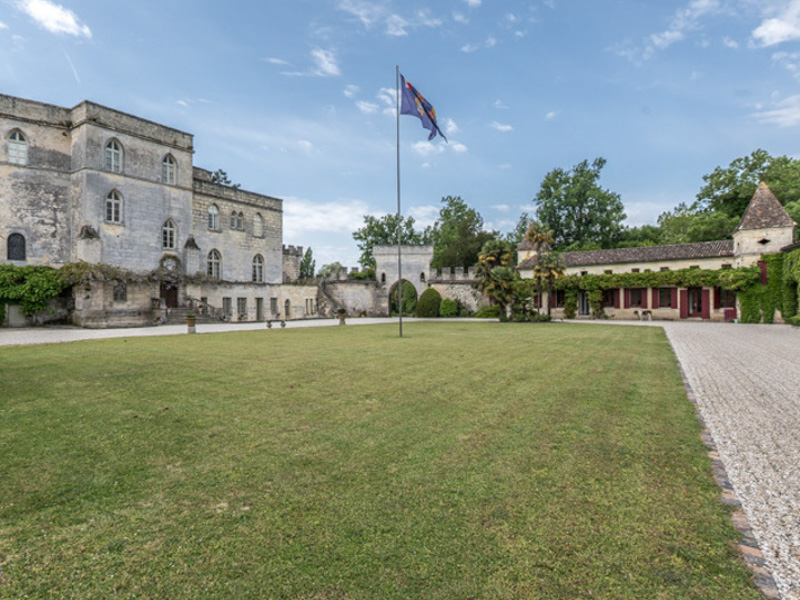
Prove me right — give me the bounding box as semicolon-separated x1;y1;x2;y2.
0;322;761;599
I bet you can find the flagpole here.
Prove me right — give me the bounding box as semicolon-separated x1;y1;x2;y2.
395;65;403;338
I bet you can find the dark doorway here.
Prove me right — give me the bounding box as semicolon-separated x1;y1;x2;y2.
160;282;178;308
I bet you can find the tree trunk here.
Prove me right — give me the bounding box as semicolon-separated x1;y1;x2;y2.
547;278;553;318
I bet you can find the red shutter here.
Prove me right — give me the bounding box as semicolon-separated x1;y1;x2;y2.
701;289;711;319
679;290;689;319
713;287;721;310
614;289;620;309
671;288;678;309
641;288;649;309
759;261;768;285
652;288;660;309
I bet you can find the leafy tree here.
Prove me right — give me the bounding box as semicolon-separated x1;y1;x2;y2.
210;169;240;189
695;149;800;218
523;222;554;307
299;247;315;279
657;204;739;245
390;280;417;316
504;212;535;254
616;224;662;248
534;157;626;250
352;214;424;271
318;262;344;278
427;196;496;269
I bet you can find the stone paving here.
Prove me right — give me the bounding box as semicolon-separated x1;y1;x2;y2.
2;318;799;597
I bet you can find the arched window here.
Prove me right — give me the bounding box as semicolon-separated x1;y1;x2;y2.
252;254;264;283
162;219;176;250
207;250;221;279
237;212;244;230
7;233;26;261
105;190;122;223
253;213;263;237
230;211;237;229
207;204;219;230
162;155;176;184
381;273;386;283
8;130;28;165
420;272;425;282
105;140;123;173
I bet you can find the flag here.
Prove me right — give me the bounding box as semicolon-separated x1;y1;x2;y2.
400;74;447;142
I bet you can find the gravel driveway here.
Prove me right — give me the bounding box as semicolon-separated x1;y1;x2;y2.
662;322;800;600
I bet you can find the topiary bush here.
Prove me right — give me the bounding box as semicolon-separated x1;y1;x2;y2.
439;298;458;318
474;305;500;318
416;288;442;318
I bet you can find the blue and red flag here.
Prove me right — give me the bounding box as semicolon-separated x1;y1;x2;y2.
400;74;447;142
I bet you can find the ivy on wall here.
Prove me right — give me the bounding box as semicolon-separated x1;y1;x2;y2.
0;265;67;322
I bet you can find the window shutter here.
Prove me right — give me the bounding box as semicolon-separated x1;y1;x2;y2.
651;288;660;309
624;288;630;308
614;289;620;309
671;288;678;309
713;287;721;310
679;290;689;319
701;289;711;319
641;288;648;309
759;261;767;285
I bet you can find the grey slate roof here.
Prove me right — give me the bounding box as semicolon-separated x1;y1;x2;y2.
517;239;734;270
736;182;795;230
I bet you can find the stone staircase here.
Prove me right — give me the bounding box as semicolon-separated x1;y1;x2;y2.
163;306;220;325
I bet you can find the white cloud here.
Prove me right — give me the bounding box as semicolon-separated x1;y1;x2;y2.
386;14;409;36
753;0;800;46
0;21;8;29
297;140;315;155
464;0;481;6
444;118;460;136
412;140;446;156
408;205;439;228
461;36;498;53
17;0;91;37
416;9;443;28
754;94;800;127
311;49;340;76
343;84;360;98
461;43;479;53
494;99;509;109
490;121;513;132
453;11;468;24
493;204;511;212
485;36;497;48
650;29;684;50
283;197;371;238
356;100;379;114
722;36;739;48
545;111;558;120
450;142;468;153
263;57;290;66
772;50;800;78
337;0;383;28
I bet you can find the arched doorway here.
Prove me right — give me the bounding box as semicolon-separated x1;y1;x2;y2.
388;279;418;316
284;299;291;319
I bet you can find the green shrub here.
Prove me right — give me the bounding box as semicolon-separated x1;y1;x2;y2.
439;298;459;318
416;288;442;318
390;281;417;316
786;315;800;327
474;305;500;319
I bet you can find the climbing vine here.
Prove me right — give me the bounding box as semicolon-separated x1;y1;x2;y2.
0;265;68;320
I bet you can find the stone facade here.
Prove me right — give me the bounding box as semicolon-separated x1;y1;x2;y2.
0;93;325;327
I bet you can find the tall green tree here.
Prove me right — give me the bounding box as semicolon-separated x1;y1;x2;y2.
695;149;800;218
352;214;424;271
318;262;344;278
534;157;626;250
524;222;554;308
427;196;496;269
475;239;516;316
534;251;566;318
656;204;739;245
299;247;315;279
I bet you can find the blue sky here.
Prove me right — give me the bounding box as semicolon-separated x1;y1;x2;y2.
3;0;800;267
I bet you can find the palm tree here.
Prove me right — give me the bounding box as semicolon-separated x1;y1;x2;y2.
525;222;554;310
534;251;566;317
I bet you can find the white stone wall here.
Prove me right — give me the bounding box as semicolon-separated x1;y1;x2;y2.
733;227;795;268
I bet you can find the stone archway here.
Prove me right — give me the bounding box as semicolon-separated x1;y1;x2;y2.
388;279;418;316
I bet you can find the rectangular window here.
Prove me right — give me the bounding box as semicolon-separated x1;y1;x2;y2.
719;289;736;308
631;268;640;273
270;297;278;315
602;289;615;307
552;290;565;308
200;296;208;315
660;267;670;272
222;297;232;317
113;283;127;302
659;287;673;308
237;297;247;318
629;288;644;308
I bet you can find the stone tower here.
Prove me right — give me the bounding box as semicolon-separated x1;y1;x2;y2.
733;182;796;267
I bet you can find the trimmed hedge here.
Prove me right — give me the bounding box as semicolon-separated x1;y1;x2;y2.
416;288;442;318
474;305;500;318
439;298;459;318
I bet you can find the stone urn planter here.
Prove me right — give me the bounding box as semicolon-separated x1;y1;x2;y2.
337;308;346;325
186;313;197;333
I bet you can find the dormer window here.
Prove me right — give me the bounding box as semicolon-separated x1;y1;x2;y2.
758;238;771;245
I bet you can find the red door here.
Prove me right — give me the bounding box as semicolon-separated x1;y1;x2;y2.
679;290;689;319
701;289;711;320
